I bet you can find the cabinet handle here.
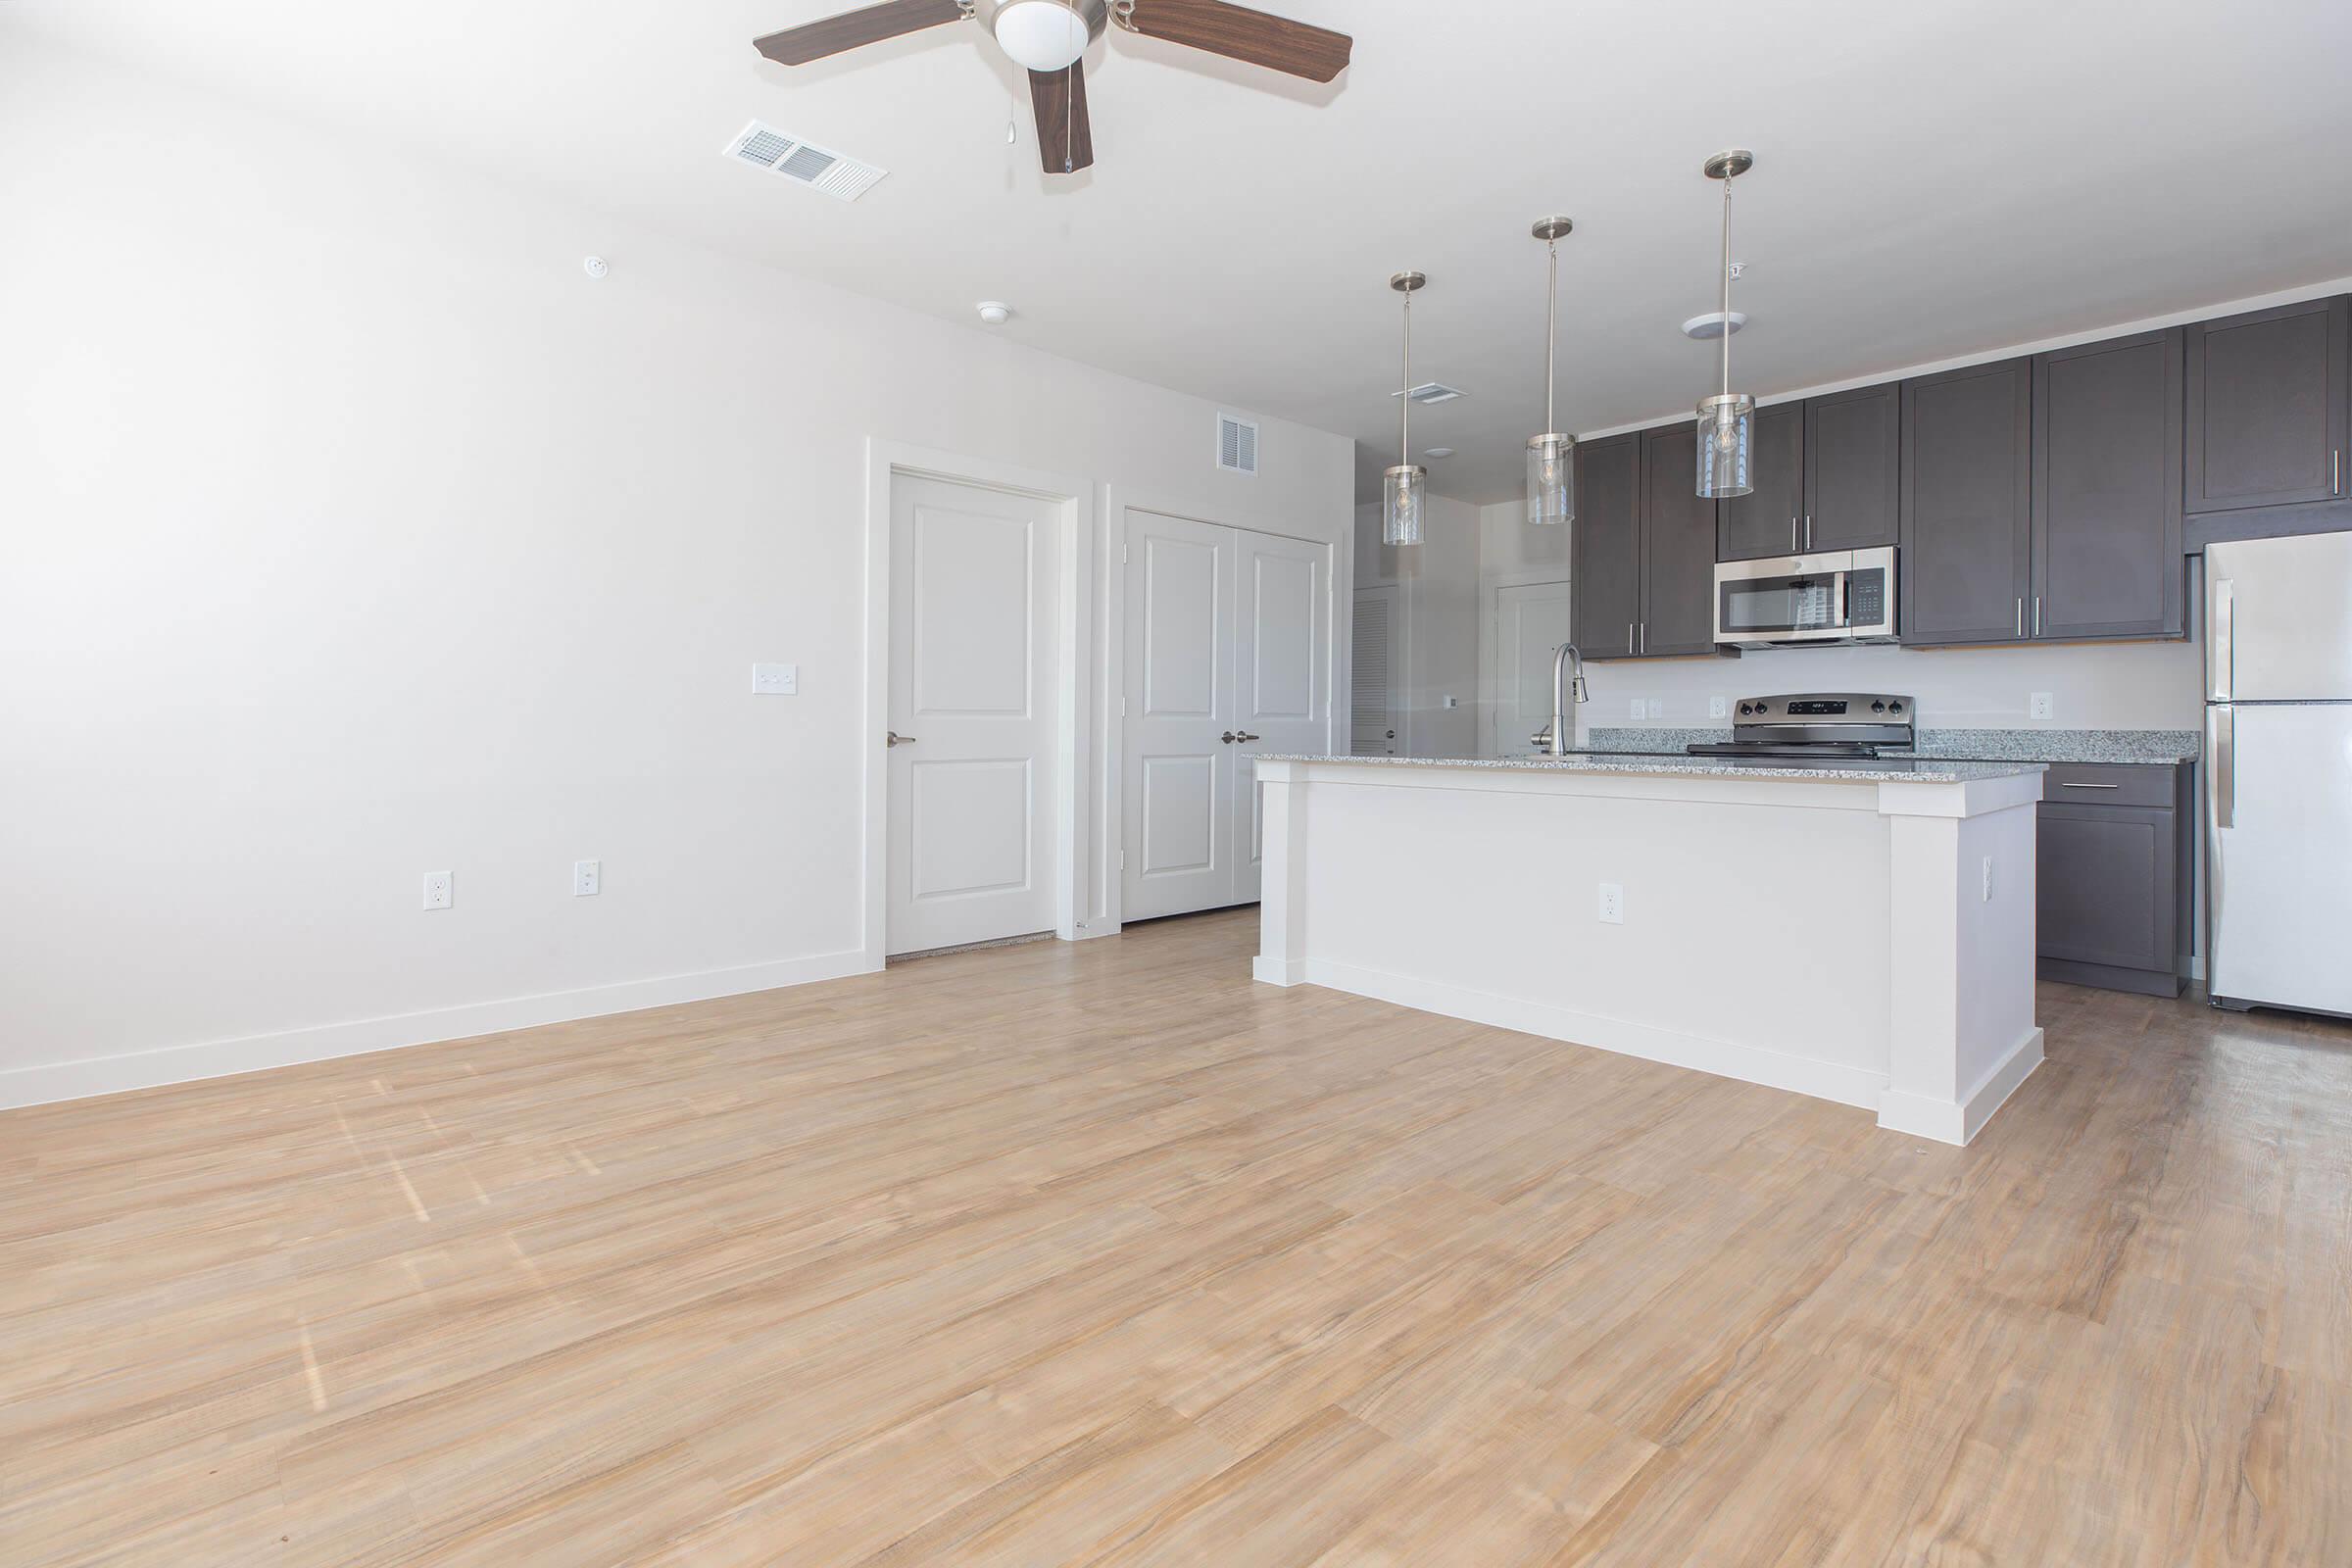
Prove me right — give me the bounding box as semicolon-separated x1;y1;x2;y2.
2016;598;2023;638
1627;622;1635;655
2335;449;2342;496
1804;514;1814;550
1640;622;1646;654
2057;781;2121;790
1790;517;1799;553
2034;596;2043;637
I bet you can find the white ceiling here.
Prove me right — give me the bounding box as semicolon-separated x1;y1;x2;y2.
11;0;2351;503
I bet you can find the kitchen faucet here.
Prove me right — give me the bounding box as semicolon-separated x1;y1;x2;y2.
1530;642;1589;757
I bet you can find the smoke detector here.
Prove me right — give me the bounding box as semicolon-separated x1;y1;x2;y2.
976;301;1012;325
1682;311;1748;340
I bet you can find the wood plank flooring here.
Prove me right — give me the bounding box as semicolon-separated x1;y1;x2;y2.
4;907;2348;1565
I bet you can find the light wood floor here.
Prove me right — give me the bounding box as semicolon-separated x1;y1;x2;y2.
5;908;2348;1566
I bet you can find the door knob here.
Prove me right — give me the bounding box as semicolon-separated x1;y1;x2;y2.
1233;731;1261;744
1220;731;1236;744
887;730;917;747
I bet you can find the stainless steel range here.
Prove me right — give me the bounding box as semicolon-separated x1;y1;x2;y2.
1687;692;1917;765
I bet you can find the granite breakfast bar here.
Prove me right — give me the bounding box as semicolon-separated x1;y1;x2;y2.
1251;752;2050;1144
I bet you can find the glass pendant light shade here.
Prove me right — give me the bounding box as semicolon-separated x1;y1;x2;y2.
1695;392;1754;499
1383;463;1427;546
1526;432;1575;526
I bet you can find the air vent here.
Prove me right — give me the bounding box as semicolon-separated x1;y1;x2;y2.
1217;413;1259;475
722;121;887;202
1393;382;1467;405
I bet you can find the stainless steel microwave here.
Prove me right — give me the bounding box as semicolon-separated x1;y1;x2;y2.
1713;546;1897;649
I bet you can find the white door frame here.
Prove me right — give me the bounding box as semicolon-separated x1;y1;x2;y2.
1101;488;1350;935
862;439;1096;969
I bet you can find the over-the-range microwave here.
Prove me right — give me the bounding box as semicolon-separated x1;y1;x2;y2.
1713;546;1897;649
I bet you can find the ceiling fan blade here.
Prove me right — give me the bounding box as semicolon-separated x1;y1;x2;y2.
1122;0;1351;82
753;0;967;66
1029;65;1095;175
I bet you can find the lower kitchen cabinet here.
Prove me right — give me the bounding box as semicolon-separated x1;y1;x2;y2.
2035;761;2192;997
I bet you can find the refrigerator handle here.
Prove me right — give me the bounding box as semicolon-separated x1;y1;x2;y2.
2214;705;2234;830
2211;578;2233;702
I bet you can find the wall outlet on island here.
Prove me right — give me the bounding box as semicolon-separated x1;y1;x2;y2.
1596;882;1625;924
1710;695;1728;718
1647;699;1664;719
2030;692;2054;721
1630;698;1644;720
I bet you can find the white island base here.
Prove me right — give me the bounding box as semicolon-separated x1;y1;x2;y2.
1252;756;2048;1146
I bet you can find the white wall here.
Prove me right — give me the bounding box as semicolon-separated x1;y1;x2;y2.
0;37;1354;1103
1353;492;1481;756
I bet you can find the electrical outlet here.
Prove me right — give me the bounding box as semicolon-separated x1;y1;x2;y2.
1709;695;1728;718
1646;699;1665;719
752;662;798;696
1442;694;1459;710
1982;857;1994;903
1596;882;1625;924
2030;691;2054;721
422;870;453;910
573;858;601;897
1630;698;1644;720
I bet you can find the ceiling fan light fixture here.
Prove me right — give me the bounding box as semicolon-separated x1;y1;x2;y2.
991;0;1098;72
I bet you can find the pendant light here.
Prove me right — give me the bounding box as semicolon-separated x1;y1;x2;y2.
1383;270;1429;546
1695;148;1755;500
1526;216;1577;528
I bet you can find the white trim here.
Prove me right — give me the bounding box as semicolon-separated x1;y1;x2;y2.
0;948;872;1111
1877;1025;2045;1146
1570;272;2352;445
862;440;1098;966
1289;956;1891;1111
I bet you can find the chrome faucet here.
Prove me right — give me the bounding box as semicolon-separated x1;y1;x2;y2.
1530;643;1589;756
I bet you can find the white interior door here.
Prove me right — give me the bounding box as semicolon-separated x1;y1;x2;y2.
1231;529;1329;903
1487;579;1574;755
886;474;1060;956
1351;585;1399;756
1123;512;1235;921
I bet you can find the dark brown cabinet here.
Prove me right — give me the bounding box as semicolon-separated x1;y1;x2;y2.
1803;384;1901;552
1715;402;1805;561
1571;433;1642;661
2036;762;2191;997
2184;294;2348;514
1900;358;2033;645
1641;424;1722;656
2033;330;2185;641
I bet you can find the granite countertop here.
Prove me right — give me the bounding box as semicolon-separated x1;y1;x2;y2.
1254;753;2048;785
1577;726;2200;764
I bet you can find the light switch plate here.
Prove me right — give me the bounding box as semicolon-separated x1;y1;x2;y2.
1630;698;1644;720
1709;695;1728;718
1596;882;1625;924
2030;691;2054;721
422;870;453;910
1646;699;1665;719
752;663;798;696
573;858;601;897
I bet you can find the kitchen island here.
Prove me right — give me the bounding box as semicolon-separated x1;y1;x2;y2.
1252;753;2048;1144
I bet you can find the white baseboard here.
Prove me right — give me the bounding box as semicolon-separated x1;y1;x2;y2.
0;949;877;1111
1295;957;1888;1111
1876;1026;2045;1147
1252;956;1306;987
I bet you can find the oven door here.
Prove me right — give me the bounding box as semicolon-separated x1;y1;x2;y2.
1714;547;1896;647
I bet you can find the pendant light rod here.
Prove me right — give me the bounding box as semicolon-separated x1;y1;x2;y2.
1392;270;1425;465
1531;217;1573;435
1701;151;1752;402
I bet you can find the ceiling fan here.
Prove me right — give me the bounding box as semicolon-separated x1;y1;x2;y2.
752;0;1352;174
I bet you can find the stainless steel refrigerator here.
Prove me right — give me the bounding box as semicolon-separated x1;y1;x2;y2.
2206;530;2352;1016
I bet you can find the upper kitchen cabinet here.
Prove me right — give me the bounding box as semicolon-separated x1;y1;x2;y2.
1715;403;1805;561
1571;433;1642;661
1641;424;1721;657
1716;389;1899;561
2184;295;2348;514
1900;358;2033;645
1802;384;1901;552
2034;329;2185;641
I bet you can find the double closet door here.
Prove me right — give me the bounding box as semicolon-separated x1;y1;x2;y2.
1123;512;1329;920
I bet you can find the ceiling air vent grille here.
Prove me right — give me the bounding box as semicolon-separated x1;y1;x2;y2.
723;121;887;203
1393;382;1467;405
1217;413;1259;475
